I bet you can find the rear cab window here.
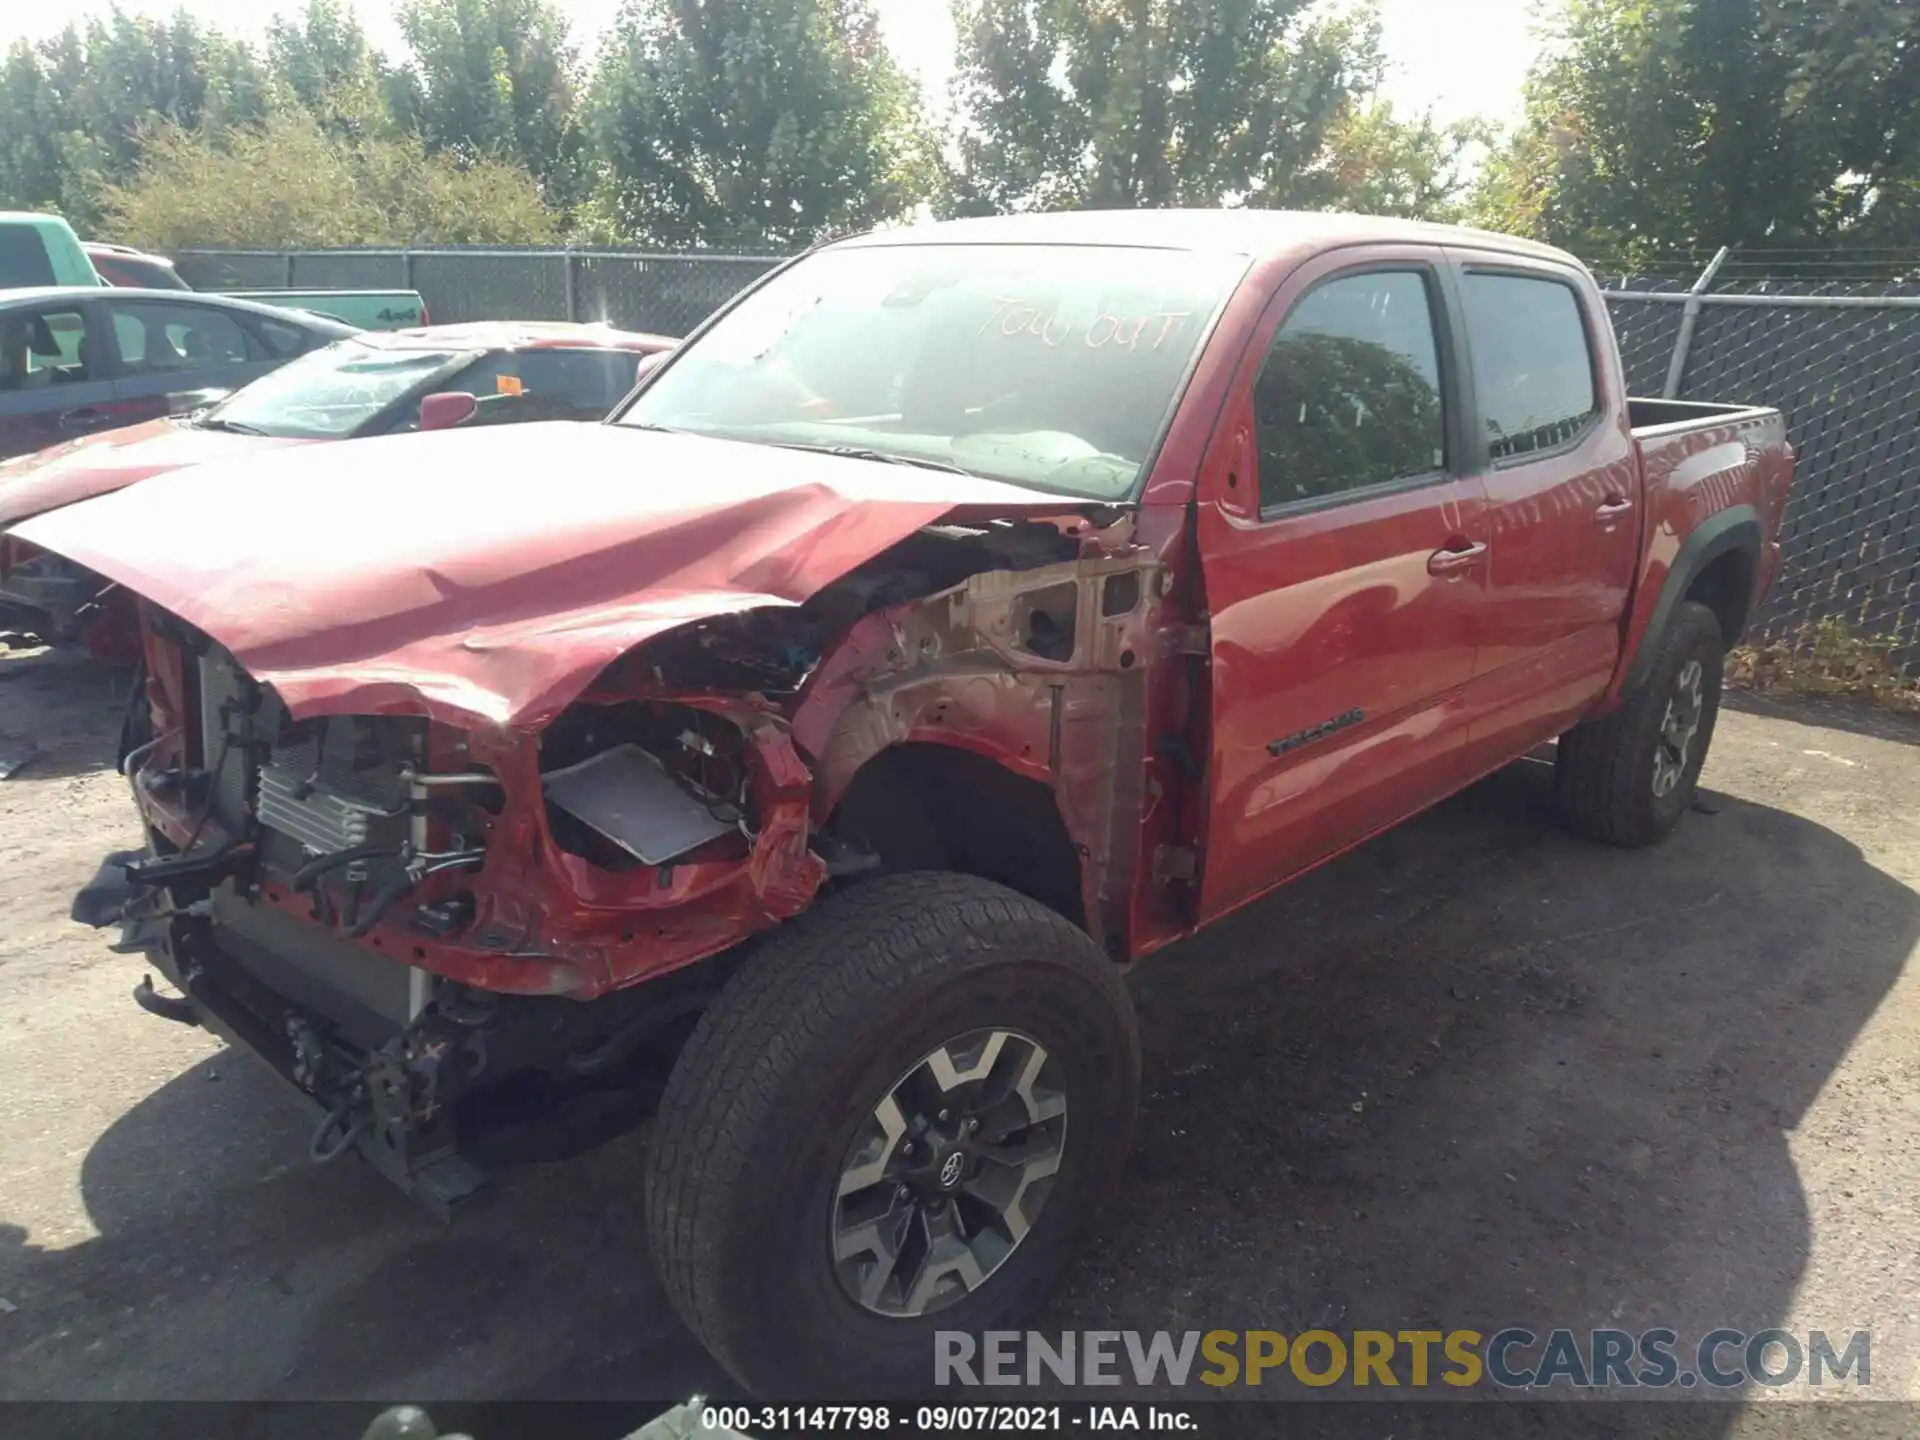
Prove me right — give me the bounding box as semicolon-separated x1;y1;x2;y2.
1457;271;1601;460
96;255;189;290
455;348;644;425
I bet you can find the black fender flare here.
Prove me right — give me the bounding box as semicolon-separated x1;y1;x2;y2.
1621;504;1763;695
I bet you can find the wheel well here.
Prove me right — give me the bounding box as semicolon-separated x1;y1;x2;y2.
1684;548;1754;649
827;743;1087;930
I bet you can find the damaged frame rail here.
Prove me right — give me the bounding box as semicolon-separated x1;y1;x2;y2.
74;507;1180;1213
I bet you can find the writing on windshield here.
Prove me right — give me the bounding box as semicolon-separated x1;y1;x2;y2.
977;298;1196;353
623;243;1246;500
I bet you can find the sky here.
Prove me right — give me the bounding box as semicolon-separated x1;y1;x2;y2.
2;0;1538;129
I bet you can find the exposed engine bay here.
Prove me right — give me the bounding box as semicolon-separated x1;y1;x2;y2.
98;508;1179;1210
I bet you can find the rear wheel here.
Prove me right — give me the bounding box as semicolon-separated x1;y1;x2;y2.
1556;600;1725;847
643;872;1139;1398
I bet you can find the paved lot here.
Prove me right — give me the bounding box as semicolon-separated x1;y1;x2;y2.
2;637;1918;1430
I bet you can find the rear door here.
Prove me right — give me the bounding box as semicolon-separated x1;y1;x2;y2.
1442;252;1641;759
1195;248;1491;920
102;296;280;424
0;298;119;461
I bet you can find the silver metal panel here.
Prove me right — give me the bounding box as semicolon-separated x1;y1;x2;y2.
210;884;414;1049
198;652;252;830
257;764;375;855
542;744;735;865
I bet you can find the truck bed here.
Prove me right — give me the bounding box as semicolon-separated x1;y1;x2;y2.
1606;394;1794;707
1626;396;1776;434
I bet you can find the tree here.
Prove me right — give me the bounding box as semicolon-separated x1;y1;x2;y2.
0;42;71;214
583;0;936;248
1475;0;1920;261
1775;0;1920;242
265;0;397;135
96;110;559;248
941;0;1465;217
0;9;271;231
394;0;580;195
1299;102;1490;221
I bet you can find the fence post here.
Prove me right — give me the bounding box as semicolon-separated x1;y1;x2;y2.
283;251;295;288
564;249;580;322
402;248;417;294
1662;245;1733;399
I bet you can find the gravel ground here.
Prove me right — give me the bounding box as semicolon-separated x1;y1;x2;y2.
1;638;1917;1432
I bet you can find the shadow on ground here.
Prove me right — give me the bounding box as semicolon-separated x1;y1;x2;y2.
1725;683;1920;746
0;649;1912;1429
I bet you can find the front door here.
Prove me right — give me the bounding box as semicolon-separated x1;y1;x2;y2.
0;299;118;461
1195;251;1490;920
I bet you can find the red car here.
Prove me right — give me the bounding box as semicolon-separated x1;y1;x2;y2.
0;321;674;654
83;242;191;291
36;212;1790;1396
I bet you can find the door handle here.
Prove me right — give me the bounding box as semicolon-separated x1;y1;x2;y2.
1594;497;1634;521
1428;541;1488;576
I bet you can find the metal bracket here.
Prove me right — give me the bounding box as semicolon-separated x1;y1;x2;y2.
1153;844;1200;885
1163;623;1211;657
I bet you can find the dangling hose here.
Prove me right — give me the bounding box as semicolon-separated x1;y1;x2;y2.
309;1102;370;1165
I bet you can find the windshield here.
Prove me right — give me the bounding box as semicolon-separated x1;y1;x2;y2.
621;243;1248;499
200;339;467;438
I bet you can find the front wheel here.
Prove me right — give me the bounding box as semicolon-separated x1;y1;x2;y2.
1556;599;1726;847
643;873;1140;1398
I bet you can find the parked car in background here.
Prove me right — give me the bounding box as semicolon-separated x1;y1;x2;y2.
31;210;1792;1397
0;286;355;463
1;211;101;289
0;321;675;653
84;242;191;291
1;212;429;332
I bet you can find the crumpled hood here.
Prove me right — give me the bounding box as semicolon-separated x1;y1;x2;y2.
15;421;1074;730
0;417;313;528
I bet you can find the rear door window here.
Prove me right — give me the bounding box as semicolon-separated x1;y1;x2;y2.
108;300;253;375
1458;273;1600;459
248;316;311;360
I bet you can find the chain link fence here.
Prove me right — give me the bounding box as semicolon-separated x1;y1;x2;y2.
174;246;786;336
1603;262;1920;675
177;245;1920;675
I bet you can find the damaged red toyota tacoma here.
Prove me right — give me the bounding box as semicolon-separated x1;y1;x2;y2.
25;211;1792;1397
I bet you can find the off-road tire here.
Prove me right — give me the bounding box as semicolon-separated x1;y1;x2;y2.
643;872;1140;1398
1556;599;1725;847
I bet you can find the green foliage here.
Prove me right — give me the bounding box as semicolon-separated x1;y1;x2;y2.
1476;0;1920;261
583;0;937;249
0;8;271;231
943;0;1475;218
24;0;1920;263
265;0;398;136
96;110;558;249
394;0;583;202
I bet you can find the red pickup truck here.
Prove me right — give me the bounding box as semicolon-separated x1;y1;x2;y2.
29;211;1791;1398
